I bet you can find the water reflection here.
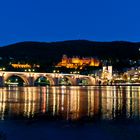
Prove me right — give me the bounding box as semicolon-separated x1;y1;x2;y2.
0;86;140;121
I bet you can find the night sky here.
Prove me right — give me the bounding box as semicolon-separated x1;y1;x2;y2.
0;0;140;46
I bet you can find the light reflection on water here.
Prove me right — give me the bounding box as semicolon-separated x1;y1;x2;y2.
0;86;139;121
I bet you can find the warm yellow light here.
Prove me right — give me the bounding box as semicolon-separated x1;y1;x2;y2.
11;64;31;69
56;55;100;69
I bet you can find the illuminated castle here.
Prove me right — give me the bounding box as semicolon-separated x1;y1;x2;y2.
56;55;100;69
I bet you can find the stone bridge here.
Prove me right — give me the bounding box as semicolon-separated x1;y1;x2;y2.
0;71;95;86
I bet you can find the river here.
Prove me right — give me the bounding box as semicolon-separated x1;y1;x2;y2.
0;86;140;140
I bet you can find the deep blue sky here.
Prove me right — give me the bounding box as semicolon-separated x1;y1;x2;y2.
0;0;140;46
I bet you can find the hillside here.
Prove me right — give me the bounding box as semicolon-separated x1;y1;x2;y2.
0;40;139;66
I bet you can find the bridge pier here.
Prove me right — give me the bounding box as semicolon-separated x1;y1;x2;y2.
53;78;59;86
0;76;4;87
75;78;80;86
28;76;34;86
71;78;78;86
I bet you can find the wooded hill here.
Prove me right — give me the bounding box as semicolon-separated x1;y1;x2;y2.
0;40;139;67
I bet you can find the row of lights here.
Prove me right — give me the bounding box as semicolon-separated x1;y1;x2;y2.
53;70;80;74
53;70;60;73
70;71;80;74
24;69;35;72
0;68;6;71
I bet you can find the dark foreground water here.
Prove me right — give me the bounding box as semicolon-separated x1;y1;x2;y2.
0;86;140;140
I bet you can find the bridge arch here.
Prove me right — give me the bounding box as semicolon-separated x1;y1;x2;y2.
58;75;76;85
78;76;95;86
34;75;55;86
4;73;29;86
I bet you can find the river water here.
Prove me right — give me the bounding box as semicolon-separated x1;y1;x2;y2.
0;86;140;140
